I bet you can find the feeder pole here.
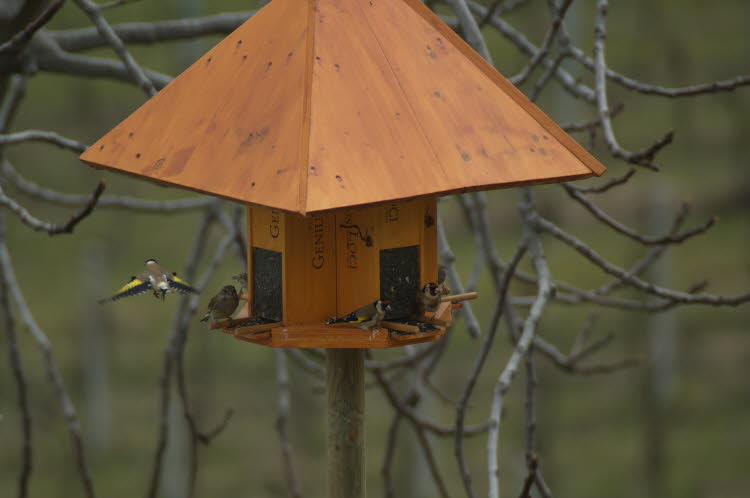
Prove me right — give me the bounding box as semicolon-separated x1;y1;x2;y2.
327;349;365;498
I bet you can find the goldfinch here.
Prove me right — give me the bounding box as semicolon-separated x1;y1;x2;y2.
417;282;441;313
98;259;198;304
325;299;392;330
200;285;239;323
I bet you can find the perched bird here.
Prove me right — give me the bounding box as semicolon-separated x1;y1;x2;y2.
437;264;451;296
232;272;248;292
417;282;442;313
200;285;240;323
325;299;392;330
98;259;198;304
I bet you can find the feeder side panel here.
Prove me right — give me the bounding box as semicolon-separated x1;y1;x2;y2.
375;199;421;249
420;197;438;286
251;206;285;253
250;206;285;320
284;212;337;325
335;207;378;316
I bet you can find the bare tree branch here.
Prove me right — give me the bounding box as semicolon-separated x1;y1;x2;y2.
0;0;65;54
569;168;635;194
274;349;303;498
0;129;87;152
51;12;253;52
72;0;157;96
488;189;553;498
563;184;716;246
455;241;526;498
0;246;32;498
510;0;574;86
533;214;750;306
0;220;96;498
0;180;104;234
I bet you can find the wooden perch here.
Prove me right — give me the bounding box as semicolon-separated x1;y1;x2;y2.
441;292;478;303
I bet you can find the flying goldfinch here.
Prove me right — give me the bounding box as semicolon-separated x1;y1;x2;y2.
200;285;240;323
325;299;392;330
417;282;442;313
98;259;198;304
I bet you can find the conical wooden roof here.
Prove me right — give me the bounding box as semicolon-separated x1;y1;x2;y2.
80;0;605;214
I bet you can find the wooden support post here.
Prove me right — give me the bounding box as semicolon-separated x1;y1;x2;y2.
327;349;365;498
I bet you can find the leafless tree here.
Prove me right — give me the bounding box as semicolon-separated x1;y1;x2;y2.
1;1;748;497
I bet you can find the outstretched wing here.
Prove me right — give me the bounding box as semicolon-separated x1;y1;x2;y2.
167;273;199;295
98;277;151;304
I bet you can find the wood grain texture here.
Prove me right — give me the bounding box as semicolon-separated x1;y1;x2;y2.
217;299;453;348
375;199;422;249
80;0;604;215
250;206;285;252
335;207;379;316
327;349;364;498
225;322;445;348
284;211;337;324
80;0;311;212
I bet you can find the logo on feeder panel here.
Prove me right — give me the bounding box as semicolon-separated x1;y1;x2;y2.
340;216;373;270
385;205;399;223
311;216;325;269
269;210;281;238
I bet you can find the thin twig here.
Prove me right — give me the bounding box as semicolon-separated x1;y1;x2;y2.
3;159;213;212
445;0;493;64
455;242;526;498
51;11;254;52
533;214;750;306
467;1;597;102
0;180;105;234
98;0;142;9
437;216;482;338
0;251;33;498
274;349;303;498
0;130;87;152
146;207;216;498
0;221;96;498
382;413;402;498
0;0;66;53
568;168;635;194
593;0;670;170
478;0;531;28
488;189;553;498
72;0;157;96
510;0;574;86
563;184;716;246
527;51;567;102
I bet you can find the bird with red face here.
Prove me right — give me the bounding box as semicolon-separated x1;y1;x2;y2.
417;282;442;313
325;299;392;330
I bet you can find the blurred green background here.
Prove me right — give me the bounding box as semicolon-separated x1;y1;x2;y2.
0;0;748;497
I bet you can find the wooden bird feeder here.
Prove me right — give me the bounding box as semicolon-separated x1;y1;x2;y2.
80;0;604;493
79;0;604;349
